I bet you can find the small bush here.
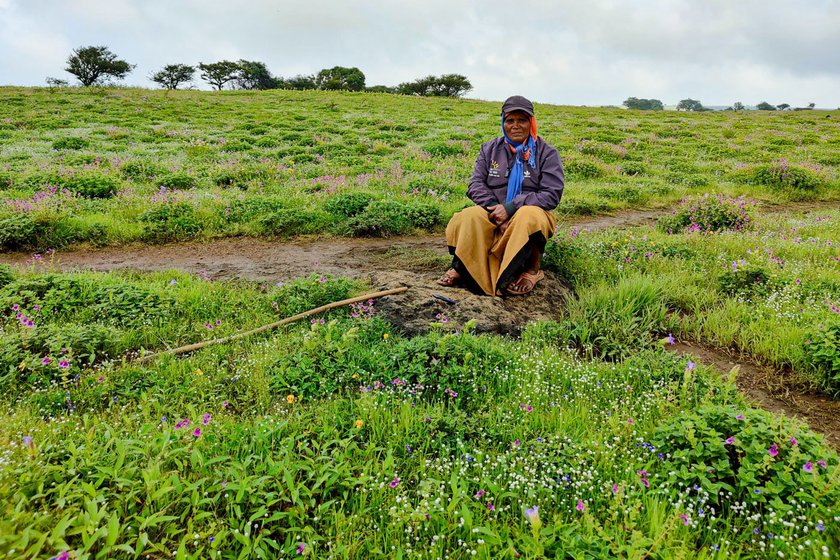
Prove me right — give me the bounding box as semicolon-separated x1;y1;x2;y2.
157;172;196;190
0;264;14;288
258;208;329;236
658;194;755;233
51;137;89;150
226;197;288;223
736;159;825;197
620;161;646;176
62;173;119;198
348;200;441;237
653;404;836;506
324;192;374;217
118;160;164;181
0;171;13;189
805;321;840;395
140;203;202;242
422;141;468;158
564;157;607;180
0;214;41;251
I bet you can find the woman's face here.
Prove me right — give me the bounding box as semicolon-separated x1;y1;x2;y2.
503;110;531;144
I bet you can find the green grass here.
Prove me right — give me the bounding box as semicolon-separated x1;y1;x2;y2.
544;201;840;393
0;266;837;558
2;87;840;558
1;87;838;250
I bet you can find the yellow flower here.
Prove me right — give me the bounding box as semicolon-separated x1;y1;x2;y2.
286;394;295;404
351;373;360;380
354;419;364;429
195;368;203;376
383;333;389;340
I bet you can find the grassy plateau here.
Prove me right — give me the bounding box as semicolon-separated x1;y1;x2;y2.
0;87;839;559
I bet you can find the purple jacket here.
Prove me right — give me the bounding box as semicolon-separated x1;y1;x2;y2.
467;136;564;216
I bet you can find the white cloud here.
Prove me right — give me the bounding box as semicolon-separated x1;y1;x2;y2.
0;0;838;106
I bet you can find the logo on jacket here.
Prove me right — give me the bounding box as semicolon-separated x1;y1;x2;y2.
488;160;500;177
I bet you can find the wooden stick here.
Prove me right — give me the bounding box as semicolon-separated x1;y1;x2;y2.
134;286;408;363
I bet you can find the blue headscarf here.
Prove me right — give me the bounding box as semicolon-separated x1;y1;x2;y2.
501;116;537;203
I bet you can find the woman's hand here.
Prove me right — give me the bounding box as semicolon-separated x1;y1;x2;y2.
487;204;509;225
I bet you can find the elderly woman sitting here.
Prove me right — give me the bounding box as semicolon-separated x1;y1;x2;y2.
438;95;564;296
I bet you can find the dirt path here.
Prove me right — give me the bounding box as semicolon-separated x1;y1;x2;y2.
670;342;840;450
0;208;665;282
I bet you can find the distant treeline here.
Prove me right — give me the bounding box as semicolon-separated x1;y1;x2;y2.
49;45;472;98
623;97;818;112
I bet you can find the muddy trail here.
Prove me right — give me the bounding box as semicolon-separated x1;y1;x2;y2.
2;203;839;449
0;208;664;283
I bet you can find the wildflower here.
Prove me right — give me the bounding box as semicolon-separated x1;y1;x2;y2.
736;414;745;421
769;444;779;457
666;333;675;345
816;522;825;531
525;505;540;525
202;413;211;425
817;459;827;469
803;461;813;473
222;400;229;408
725;436;735;445
169;279;177;286
383;333;389;340
389;476;400;488
789;437;797;446
611;484;619;494
576;500;585;512
354;419;364;429
22;436;34;448
58;360;70;369
474;489;486;499
192;428;201;437
685;360;696;371
627;417;634;425
513;439;520;447
52;552;69;560
526;405;534;413
679;513;689;525
41;357;52;366
486;502;495;511
196;368;203;376
97;375;104;383
297;543;307;555
286;394;295;404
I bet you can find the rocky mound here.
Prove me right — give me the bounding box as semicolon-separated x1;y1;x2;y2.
370;269;572;336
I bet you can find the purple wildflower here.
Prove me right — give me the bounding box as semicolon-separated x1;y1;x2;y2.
769;444;779;457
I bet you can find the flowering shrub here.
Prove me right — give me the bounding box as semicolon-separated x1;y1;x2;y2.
657;193;755;233
653;404;836;506
749;159;825;193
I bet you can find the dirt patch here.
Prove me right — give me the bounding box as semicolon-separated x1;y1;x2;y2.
669;342;840;451
0;208;669;283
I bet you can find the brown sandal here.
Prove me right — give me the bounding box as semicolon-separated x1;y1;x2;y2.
506;270;544;295
437;269;461;287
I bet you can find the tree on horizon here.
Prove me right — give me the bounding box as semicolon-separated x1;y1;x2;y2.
65;46;134;87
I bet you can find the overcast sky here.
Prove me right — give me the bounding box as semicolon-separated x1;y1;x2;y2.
1;0;839;108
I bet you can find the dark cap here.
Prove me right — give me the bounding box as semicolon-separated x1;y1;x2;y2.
501;95;534;117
